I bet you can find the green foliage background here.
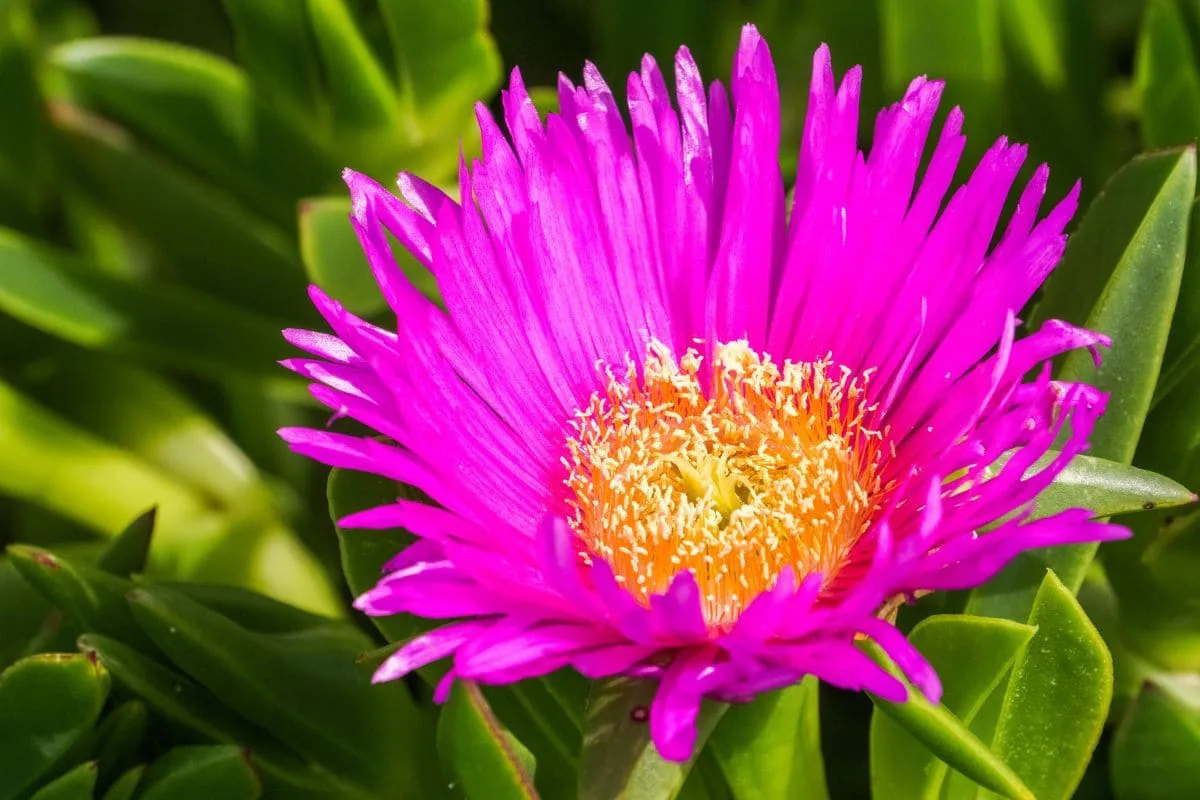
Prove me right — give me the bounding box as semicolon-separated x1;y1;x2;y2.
1;0;1200;798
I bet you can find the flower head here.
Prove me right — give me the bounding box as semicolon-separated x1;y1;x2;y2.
280;25;1126;761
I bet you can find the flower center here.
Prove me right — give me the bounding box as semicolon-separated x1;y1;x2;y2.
564;340;888;629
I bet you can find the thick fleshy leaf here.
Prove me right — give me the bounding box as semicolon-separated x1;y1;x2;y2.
1134;0;1200;149
147;580;339;635
867;645;1033;800
29;761;99;800
51;37;332;226
98;507;156;577
437;681;538;800
709;678;827;800
8;545;158;652
484;678;586;800
75;634;330;794
101;766;145;800
89;700;148;789
578;677;726;800
126;584;425;793
870;616;1036;799
0;653;110;800
987;570;1113;800
0;555;53;670
1056;146;1195;464
988;451;1195;521
137;746;261;800
1111;681;1200;799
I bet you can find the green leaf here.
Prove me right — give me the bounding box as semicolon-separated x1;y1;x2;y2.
100;766;145;800
327;465;419;643
125;584;425;794
51;37;332;227
137;746;261;800
377;0;502;130
966;453;1195;620
306;0;400;132
50;103;310;320
870;616;1036;799
29;761;99;800
709;677;827;800
220;0;324;122
1055;146;1195;464
1012;451;1194;521
867;651;1034;800
300;195;440;317
1111;682;1200;799
75;634;328;794
985;570;1113;800
1134;0;1200;149
485;677;586;800
0;229;297;382
146;580;336;634
89;701;148;789
578;677;726;800
438;681;538;800
98;508;156;577
0;555;54;670
0;653;110;800
7;544;158;652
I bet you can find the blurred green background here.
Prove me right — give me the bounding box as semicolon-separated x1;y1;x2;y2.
4;0;1200;798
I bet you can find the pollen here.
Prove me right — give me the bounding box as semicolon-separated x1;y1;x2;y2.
564;340;889;629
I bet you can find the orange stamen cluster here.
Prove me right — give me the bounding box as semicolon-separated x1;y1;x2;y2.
564;340;887;629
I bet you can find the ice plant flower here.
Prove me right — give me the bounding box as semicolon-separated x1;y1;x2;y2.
280;25;1127;761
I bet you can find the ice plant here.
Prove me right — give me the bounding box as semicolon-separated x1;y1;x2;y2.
280;25;1127;761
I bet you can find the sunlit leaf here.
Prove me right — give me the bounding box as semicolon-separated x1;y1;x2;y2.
870;616;1035;799
709;678;826;800
985;571;1113;800
438;681;538;800
578;677;726;800
126;584;425;793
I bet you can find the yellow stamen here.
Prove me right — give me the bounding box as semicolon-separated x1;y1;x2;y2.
564;339;889;629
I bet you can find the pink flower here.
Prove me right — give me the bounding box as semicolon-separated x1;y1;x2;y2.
280;24;1126;762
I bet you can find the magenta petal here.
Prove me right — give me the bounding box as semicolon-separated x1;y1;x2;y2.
649;570;709;643
373;620;491;683
649;648;715;762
